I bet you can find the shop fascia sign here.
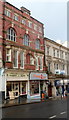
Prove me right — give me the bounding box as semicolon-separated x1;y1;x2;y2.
30;72;48;80
7;73;29;77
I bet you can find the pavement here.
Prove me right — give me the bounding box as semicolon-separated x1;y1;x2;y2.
0;95;67;108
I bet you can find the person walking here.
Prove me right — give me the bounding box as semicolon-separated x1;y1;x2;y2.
58;86;62;99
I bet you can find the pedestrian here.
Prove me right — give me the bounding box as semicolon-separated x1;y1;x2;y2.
64;90;67;98
58;86;62;99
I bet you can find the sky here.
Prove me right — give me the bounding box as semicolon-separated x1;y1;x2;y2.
6;0;68;42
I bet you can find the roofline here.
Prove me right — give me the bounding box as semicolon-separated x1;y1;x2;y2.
5;1;43;25
44;37;69;50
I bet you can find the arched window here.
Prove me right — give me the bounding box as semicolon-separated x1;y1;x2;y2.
7;28;16;42
23;34;29;46
36;39;40;49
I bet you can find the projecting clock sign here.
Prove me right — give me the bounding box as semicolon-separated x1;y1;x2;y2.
30;72;48;80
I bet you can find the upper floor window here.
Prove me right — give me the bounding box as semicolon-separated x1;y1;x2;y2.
56;64;58;70
39;57;43;70
47;46;50;55
39;27;42;33
62;64;65;70
35;57;39;70
13;50;18;68
7;28;16;42
23;34;29;46
57;50;59;58
20;52;24;69
60;51;64;59
28;21;32;28
36;39;40;49
34;24;37;31
5;9;11;17
53;49;56;57
30;55;34;65
14;14;18;21
21;19;26;25
6;49;11;62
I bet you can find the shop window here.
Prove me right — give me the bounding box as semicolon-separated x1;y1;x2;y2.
30;81;39;95
6;49;11;62
21;82;26;94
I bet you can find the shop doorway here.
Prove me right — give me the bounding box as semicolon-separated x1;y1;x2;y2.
48;85;52;97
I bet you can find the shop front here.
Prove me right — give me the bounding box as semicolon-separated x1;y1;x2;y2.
5;71;29;100
54;79;69;96
27;72;48;99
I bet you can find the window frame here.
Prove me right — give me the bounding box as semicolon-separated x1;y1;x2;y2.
6;49;11;62
13;50;18;68
36;39;40;49
7;28;16;42
23;34;29;46
20;51;24;69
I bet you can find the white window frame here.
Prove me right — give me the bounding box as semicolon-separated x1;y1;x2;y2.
23;34;29;46
6;49;11;62
34;24;37;31
35;57;39;70
36;39;40;49
13;51;18;68
30;56;34;65
47;46;50;55
39;57;43;70
20;52;24;69
5;9;11;17
39;26;42;33
14;14;18;21
7;28;16;42
53;49;55;57
21;19;26;25
28;21;32;28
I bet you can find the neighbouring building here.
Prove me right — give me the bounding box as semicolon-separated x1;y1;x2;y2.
0;0;49;101
44;37;69;97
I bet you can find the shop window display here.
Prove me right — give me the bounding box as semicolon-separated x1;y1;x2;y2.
30;81;39;95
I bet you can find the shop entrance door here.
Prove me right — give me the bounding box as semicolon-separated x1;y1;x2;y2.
48;85;52;97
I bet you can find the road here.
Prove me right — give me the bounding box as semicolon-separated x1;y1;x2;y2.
2;98;68;119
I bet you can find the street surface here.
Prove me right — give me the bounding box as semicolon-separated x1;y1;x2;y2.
2;98;68;119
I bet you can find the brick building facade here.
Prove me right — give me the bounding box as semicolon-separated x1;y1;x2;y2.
0;0;48;100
